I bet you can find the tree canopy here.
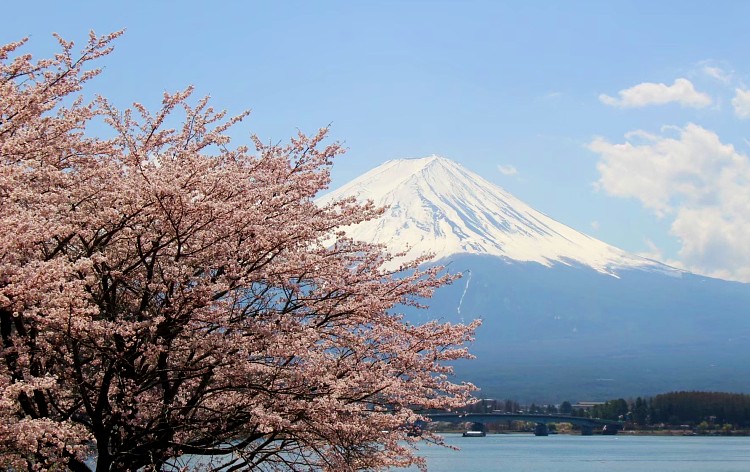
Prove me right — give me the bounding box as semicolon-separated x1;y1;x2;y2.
0;32;478;471
650;391;750;427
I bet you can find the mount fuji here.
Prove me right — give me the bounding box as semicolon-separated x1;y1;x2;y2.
319;156;672;275
319;156;750;402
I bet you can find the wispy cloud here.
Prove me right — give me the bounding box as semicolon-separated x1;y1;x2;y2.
731;88;750;118
703;65;733;84
589;123;750;282
599;78;712;109
537;91;562;101
497;164;518;176
636;239;684;268
637;239;664;262
695;60;735;84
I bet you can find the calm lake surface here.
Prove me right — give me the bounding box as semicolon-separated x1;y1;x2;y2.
401;433;750;472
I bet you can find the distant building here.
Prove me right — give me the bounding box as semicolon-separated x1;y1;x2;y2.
572;401;605;410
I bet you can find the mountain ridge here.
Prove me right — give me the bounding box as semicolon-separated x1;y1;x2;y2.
319;155;679;277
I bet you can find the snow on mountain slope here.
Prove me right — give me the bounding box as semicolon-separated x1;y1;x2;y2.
318;156;677;276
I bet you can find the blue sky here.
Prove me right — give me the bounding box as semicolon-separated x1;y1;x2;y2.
4;1;750;281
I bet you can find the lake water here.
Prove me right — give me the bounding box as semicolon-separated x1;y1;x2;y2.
401;433;750;472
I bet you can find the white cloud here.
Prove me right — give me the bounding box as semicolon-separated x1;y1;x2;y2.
590;220;600;231
731;88;750;118
599;78;712;109
637;239;684;269
497;164;518;176
538;91;562;101
588;123;750;282
637;239;664;262
701;64;733;84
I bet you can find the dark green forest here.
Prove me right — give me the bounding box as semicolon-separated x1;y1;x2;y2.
587;392;750;427
649;391;750;426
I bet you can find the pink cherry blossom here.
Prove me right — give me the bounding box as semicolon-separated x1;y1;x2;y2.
0;32;478;471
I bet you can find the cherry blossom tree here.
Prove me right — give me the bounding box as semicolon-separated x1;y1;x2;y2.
0;33;478;471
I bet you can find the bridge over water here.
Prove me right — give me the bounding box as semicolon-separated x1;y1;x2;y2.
425;412;624;436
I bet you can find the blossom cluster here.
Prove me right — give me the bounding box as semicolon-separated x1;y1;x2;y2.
0;32;477;471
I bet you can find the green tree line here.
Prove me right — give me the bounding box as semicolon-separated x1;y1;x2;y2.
461;391;750;427
583;391;750;427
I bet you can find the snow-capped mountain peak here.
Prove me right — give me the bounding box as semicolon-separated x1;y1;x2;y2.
318;156;674;276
